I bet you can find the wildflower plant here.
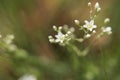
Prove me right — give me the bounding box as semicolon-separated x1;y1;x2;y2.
0;34;29;59
48;2;112;56
0;1;114;80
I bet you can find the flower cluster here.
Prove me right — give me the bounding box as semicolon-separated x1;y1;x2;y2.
0;34;17;51
74;2;112;42
0;34;28;59
48;25;75;46
48;2;112;55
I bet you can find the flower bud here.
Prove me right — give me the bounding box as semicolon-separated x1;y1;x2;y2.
104;18;110;23
84;34;91;38
97;7;101;12
53;25;57;31
95;2;99;9
74;20;80;25
88;2;91;6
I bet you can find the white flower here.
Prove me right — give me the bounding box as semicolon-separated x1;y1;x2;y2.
74;20;80;25
18;74;37;80
83;20;97;31
102;27;112;35
55;32;66;43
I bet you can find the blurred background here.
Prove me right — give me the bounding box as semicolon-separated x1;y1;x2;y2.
0;0;120;80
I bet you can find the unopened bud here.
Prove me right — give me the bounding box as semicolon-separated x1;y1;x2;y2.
74;20;80;25
88;2;91;6
53;25;57;31
104;18;110;23
97;7;101;12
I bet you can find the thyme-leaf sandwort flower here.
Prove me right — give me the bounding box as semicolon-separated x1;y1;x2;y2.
83;20;97;32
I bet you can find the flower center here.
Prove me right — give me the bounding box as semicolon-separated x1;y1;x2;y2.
88;24;92;29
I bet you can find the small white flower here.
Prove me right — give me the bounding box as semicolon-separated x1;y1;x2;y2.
55;32;66;43
84;34;91;38
104;18;110;23
83;20;97;31
48;36;55;43
49;26;73;45
74;20;80;25
49;38;55;43
102;27;112;35
18;74;37;80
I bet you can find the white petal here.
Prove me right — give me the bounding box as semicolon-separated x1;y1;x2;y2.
90;20;94;25
90;28;93;31
93;25;97;28
85;20;89;24
55;32;63;38
49;39;55;42
105;27;111;31
83;25;87;28
48;36;53;39
55;39;60;42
